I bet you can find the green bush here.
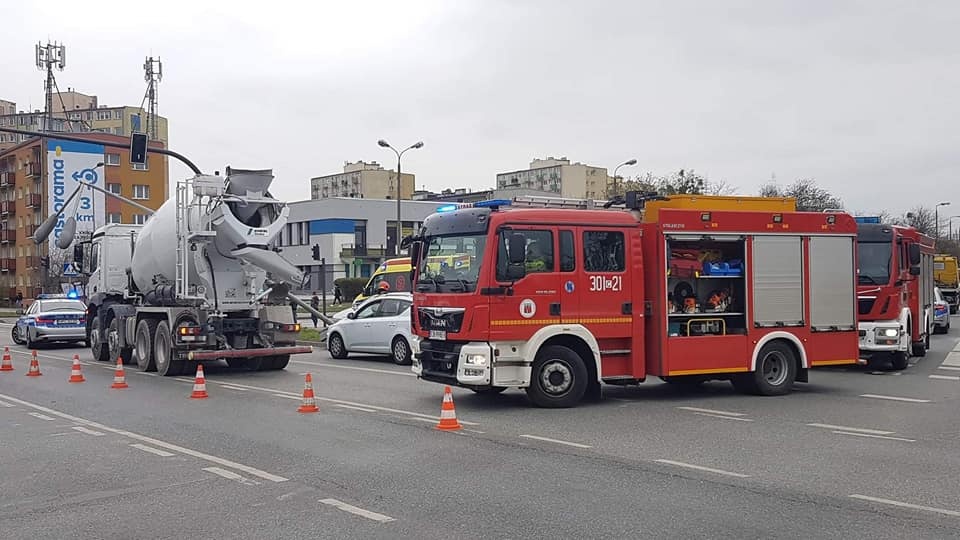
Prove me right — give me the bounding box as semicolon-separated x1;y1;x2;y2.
335;277;368;300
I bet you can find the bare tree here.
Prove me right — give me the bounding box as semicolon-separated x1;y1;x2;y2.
703;179;738;196
895;205;936;237
41;248;73;294
757;178;843;212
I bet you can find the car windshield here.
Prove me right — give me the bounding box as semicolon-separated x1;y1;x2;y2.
417;233;486;293
38;300;85;312
857;241;892;285
368;272;411;295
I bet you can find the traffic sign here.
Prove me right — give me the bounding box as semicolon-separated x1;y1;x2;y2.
62;262;80;277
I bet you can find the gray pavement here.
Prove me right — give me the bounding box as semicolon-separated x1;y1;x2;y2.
0;319;959;538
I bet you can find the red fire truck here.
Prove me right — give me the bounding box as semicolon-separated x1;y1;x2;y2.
407;194;861;407
854;217;936;370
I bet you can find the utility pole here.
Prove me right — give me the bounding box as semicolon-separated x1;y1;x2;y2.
35;41;66;132
143;57;162;140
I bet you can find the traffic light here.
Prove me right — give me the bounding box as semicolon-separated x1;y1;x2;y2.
130;133;148;165
311;244;321;261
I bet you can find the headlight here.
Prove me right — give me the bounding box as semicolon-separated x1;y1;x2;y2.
465;354;488;366
879;328;900;338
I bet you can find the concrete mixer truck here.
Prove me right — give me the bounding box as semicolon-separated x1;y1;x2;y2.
65;167;315;375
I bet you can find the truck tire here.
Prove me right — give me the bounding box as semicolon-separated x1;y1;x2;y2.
153;321;183;376
891;351;909;370
108;318;133;365
733;341;797;396
271;355;290;370
525;345;588;408
912;341;926;357
135;319;159;372
90;316;109;362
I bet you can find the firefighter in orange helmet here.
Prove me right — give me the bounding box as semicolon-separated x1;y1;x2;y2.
377;281;391;294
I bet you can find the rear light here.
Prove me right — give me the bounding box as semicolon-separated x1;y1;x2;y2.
35;317;54;324
178;326;202;336
78;318;86;324
280;323;301;332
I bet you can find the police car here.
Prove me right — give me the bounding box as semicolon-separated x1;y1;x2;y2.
12;293;88;349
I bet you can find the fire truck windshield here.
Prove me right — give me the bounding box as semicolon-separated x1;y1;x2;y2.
417;233;486;293
857;241;892;285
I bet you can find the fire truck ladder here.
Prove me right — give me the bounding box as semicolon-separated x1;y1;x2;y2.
509;195;611;209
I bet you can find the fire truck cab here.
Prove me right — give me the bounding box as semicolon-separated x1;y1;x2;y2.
409;194;861;407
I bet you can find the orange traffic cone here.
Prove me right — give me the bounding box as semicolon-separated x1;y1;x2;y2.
297;373;319;413
190;364;208;399
110;357;128;389
25;350;41;377
68;354;85;383
435;386;462;431
0;346;13;371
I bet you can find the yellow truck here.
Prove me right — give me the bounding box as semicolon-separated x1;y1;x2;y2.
934;254;960;313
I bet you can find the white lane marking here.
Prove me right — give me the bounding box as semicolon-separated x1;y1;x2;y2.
677;406;746;417
319;498;395;523
135;372;159;377
333;403;376;413
48;431;82;437
937;366;960;371
219;385;250;392
28;412;54;421
849;494;960;518
928;374;960;381
465;428;486;434
72;426;105;436
130;443;175;457
0;400;14;408
221;380;479;426
692;412;754;422
859;394;931;403
0;392;288;483
943;348;960;367
519;434;592;449
832;431;916;443
807;423;894;435
291;359;416;378
203;466;261;486
655;459;750;478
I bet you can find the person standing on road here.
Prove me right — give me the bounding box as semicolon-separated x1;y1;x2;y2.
310;292;320;328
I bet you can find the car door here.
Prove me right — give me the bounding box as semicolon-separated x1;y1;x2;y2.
20;301;39;339
343;299;381;351
365;298;403;353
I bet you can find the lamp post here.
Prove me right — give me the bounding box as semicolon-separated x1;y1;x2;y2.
611;158;637;197
378;139;424;256
935;201;951;241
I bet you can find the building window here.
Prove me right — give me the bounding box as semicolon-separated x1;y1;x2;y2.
96;110;112;121
107;213;122;224
113;110;122;120
132;185;150;200
107;183;121;195
105;153;120;166
132;157;148;171
133;214;148;225
113;127;123;135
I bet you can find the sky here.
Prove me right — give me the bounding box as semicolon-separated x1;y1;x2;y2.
2;0;958;216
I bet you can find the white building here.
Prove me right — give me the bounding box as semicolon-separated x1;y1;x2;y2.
496;156;611;200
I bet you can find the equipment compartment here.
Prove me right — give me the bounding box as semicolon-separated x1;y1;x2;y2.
665;236;747;337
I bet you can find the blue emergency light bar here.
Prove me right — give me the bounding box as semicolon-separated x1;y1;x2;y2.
436;199;513;213
855;216;882;224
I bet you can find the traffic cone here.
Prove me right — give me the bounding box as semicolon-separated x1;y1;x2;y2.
110;357;128;389
297;373;319;413
0;346;13;371
25;351;41;377
190;364;208;399
68;354;85;383
435;386;462;431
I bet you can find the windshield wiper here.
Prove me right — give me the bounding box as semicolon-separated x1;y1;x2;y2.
858;275;878;285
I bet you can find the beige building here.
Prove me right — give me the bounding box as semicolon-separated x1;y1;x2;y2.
496;157;611;200
0;90;169;152
311;160;415;200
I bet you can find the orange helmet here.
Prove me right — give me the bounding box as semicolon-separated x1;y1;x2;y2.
378;281;390;292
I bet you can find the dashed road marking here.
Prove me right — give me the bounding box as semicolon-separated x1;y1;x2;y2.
832;431;915;443
220;385;250;392
807;423;894;435
692;412;754;422
319;498;395;523
130;443;175;457
928;374;960;381
519;434;592;449
937;366;960;371
655;459;750;478
850;494;960;517
677;406;746;417
859;394;931;403
72;426;105;436
28;412;54;421
203;466;261;486
333;403;377;413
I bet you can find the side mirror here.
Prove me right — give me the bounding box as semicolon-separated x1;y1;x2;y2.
347;312;357;320
909;243;921;266
508;233;526;265
506;264;526;281
73;244;84;268
409;241;422;267
910;265;921;276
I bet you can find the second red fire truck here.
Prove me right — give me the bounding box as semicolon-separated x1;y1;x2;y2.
407;193;861;407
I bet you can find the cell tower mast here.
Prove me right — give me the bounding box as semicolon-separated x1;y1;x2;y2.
35;41;66;133
143;56;162;140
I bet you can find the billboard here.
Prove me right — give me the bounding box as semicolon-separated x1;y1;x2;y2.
46;139;106;255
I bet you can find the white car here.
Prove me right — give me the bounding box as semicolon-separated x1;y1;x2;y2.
326;293;414;365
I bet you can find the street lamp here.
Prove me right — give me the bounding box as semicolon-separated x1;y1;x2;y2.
935;201;951;241
378;139;424;256
611;158;637;197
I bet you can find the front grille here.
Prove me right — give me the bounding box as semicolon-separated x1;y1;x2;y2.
418;308;465;334
419;340;464;378
858;298;876;315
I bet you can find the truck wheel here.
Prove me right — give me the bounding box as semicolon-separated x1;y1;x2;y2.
153;321;183;376
328;333;348;359
90;316;109;362
391;336;412;365
735;341;796;396
890;351;909;370
271;355;290;370
525;345;588;408
912;341;926;357
135;319;159;372
108;318;133;365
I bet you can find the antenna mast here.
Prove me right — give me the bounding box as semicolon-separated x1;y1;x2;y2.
35;41;66;133
143;56;162;140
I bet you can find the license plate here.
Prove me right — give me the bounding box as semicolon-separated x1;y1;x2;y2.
429;330;447;341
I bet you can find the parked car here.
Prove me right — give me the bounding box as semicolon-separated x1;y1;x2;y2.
326;292;414;365
12;294;88;348
934;287;951;334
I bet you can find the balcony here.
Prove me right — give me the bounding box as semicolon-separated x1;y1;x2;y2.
0;172;12;188
26;162;40;178
25;256;40;269
0;230;13;244
25;193;41;208
0;200;14;216
340;244;388;259
0;259;14;272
